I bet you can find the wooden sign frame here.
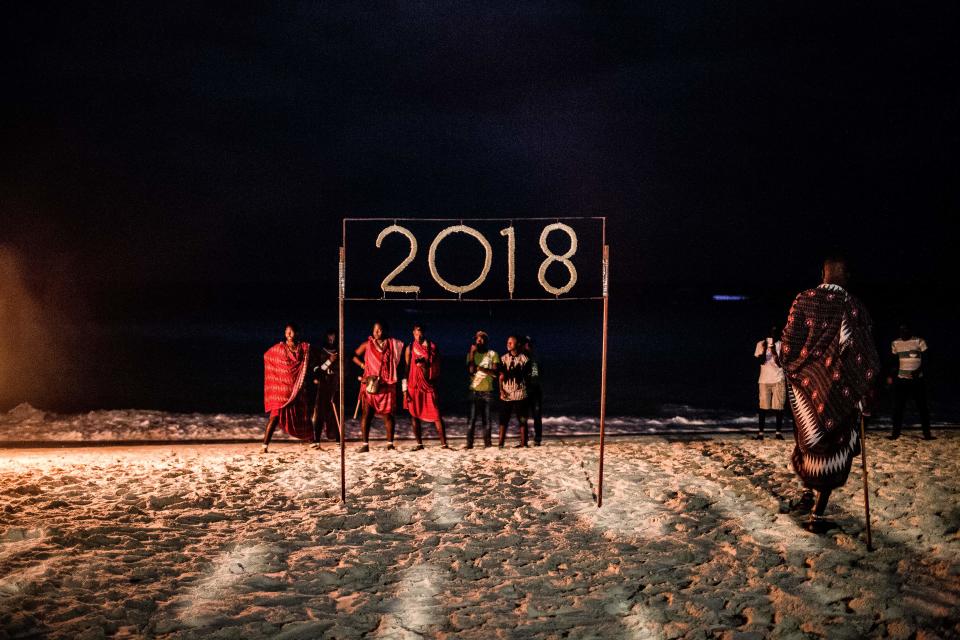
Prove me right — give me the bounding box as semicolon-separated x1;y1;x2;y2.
337;217;610;506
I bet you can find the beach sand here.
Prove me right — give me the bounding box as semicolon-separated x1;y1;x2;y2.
1;432;957;639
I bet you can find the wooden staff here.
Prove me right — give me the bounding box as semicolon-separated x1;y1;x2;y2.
859;413;873;551
598;245;610;507
352;380;363;419
330;399;341;440
339;246;346;503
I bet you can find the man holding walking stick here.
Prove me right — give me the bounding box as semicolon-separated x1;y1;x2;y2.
310;328;340;448
781;256;880;535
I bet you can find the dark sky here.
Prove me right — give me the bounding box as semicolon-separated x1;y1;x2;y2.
3;2;957;290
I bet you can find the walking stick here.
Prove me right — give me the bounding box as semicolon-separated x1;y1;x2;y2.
331;399;342;440
309;377;323;446
859;413;874;551
352;378;363;419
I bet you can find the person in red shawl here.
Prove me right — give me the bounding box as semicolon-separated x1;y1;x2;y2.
262;323;316;453
403;324;449;450
781;257;880;532
351;321;404;452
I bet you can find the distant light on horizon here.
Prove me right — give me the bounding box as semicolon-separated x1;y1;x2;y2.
712;294;749;302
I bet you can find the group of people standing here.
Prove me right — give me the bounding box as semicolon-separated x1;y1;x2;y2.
464;330;543;449
261;322;543;453
262;325;341;453
754;304;934;442
262;255;933;535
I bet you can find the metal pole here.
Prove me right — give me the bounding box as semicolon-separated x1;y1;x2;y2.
339;246;346;503
859;414;873;551
598;245;609;507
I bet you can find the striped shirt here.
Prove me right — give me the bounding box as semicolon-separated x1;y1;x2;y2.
892;337;927;379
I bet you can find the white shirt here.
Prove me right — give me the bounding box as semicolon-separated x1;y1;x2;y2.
755;340;784;384
892;337;927;379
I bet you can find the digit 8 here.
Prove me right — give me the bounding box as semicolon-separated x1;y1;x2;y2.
537;223;578;295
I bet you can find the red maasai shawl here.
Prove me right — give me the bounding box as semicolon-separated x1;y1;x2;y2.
408;340;440;392
263;341;312;439
405;340;441;422
361;337;404;416
781;284;879;491
362;337;404;384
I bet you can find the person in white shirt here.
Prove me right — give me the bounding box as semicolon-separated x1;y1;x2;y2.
754;325;785;440
887;323;933;440
498;335;532;448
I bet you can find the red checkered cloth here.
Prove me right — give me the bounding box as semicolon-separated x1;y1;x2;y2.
263;341;313;440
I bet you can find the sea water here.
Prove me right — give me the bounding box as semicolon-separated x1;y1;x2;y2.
1;282;954;439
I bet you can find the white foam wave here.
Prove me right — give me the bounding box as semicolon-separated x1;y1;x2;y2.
0;402;906;442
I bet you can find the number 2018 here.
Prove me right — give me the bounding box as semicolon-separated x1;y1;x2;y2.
374;223;579;296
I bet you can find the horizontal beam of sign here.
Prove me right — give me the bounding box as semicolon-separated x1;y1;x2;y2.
342;218;606;301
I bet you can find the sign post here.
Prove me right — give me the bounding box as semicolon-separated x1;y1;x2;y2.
339;218;608;505
338;246;346;503
598;244;609;507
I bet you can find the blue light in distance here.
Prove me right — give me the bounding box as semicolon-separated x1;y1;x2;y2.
712;294;749;302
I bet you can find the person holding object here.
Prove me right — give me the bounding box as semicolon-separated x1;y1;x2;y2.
465;330;500;449
262;323;314;453
352;321;404;452
887;323;933;440
754;326;786;440
498;335;532;448
780;256;880;533
523;336;544;445
310;328;340;448
403;323;449;450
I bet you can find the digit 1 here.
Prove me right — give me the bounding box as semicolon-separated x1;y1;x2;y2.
500;226;516;297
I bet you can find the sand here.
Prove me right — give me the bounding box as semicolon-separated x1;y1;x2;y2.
0;432;957;639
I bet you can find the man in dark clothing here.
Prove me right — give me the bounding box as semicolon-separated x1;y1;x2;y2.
523;336;544;446
310;329;340;446
887;323;933;440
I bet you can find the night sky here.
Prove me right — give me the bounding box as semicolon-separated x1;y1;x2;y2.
5;2;956;287
1;3;957;411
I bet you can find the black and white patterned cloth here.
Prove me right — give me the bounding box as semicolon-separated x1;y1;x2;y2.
781;284;880;491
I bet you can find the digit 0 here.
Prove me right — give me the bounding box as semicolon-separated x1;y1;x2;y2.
428;225;492;294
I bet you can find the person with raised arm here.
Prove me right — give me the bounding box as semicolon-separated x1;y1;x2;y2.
754;325;786;440
309;328;340;448
465;330;500;449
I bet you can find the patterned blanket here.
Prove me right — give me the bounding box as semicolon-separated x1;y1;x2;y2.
263;341;313;440
781;284;879;491
263;342;311;413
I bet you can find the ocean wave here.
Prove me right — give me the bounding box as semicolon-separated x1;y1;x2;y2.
0;403;918;442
